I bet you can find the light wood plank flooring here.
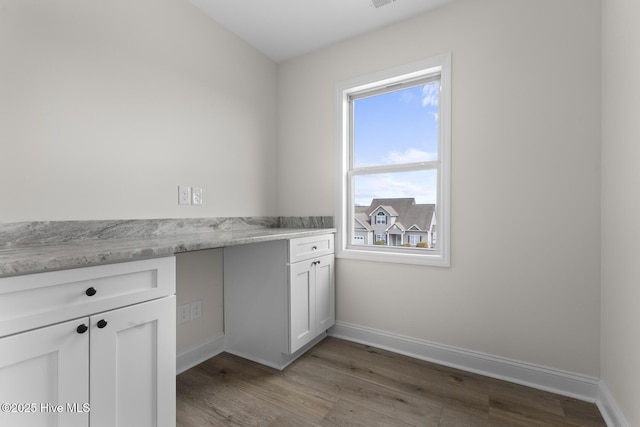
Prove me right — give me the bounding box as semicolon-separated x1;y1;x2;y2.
176;337;606;426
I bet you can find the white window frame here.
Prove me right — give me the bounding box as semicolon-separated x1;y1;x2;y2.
334;53;451;267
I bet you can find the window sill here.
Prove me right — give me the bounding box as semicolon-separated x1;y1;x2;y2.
336;247;450;267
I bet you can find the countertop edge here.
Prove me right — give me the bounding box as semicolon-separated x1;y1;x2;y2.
0;228;336;278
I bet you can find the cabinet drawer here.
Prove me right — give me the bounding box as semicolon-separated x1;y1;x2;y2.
0;257;175;338
288;234;334;263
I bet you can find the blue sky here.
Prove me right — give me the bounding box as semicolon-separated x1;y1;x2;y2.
353;82;439;206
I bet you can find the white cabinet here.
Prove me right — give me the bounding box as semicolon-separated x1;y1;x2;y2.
0;318;89;427
90;296;175;427
288;234;335;354
224;234;335;369
0;257;176;427
289;254;335;353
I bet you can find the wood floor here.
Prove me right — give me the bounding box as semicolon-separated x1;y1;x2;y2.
176;337;606;427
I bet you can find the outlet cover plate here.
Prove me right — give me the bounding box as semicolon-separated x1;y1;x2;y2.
191;300;202;320
178;186;191;205
177;304;190;324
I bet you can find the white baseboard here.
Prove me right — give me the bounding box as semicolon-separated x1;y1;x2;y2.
226;332;328;371
177;332;327;373
176;334;225;374
597;383;629;427
177;323;627;426
329;321;600;403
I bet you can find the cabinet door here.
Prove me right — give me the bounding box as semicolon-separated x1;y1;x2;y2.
0;318;89;427
315;255;335;333
289;260;316;353
90;296;176;427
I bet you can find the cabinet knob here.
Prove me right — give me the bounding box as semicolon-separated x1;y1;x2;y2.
85;287;97;297
97;319;108;329
76;324;88;334
312;246;318;250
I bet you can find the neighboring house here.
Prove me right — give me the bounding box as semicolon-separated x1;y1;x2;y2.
353;198;436;248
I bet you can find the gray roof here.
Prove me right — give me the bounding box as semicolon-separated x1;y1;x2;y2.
363;198;435;231
354;210;373;231
370;205;399;217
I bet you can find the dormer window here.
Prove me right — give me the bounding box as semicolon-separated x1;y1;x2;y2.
375;211;387;224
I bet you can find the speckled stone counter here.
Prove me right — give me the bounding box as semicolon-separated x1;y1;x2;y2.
0;217;334;277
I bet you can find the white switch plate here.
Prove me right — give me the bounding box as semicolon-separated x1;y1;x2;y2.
190;300;202;320
191;187;203;205
178;186;191;205
177;304;190;324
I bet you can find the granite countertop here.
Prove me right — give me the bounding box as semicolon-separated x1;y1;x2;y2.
0;217;335;277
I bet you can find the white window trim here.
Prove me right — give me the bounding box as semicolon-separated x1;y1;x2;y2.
334;53;451;267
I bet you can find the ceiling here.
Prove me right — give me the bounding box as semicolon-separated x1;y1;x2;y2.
189;0;456;63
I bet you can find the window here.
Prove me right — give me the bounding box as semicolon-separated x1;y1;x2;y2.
335;54;451;267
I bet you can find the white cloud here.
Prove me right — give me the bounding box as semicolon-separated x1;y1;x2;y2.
354;172;437;206
400;90;416;104
422;83;439;108
386;148;437;164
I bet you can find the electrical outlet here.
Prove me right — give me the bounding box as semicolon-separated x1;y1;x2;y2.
190;300;202;320
191;187;203;205
178;186;191;205
177;304;190;324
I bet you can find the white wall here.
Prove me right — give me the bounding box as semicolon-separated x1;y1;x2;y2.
0;0;278;221
0;0;613;398
601;0;640;424
278;0;602;377
176;249;223;355
0;0;277;371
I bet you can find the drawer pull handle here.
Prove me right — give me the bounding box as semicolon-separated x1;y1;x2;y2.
312;246;318;250
85;287;97;297
97;319;108;329
76;324;88;334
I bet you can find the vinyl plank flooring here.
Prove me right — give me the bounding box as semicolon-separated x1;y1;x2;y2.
438;407;496;427
284;356;442;426
304;338;490;420
320;399;420;427
267;413;323;427
199;353;335;424
176;337;606;427
559;396;610;427
177;366;281;426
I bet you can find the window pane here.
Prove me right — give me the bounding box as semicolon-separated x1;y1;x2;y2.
353;82;439;169
352;170;437;248
354;170;437;207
